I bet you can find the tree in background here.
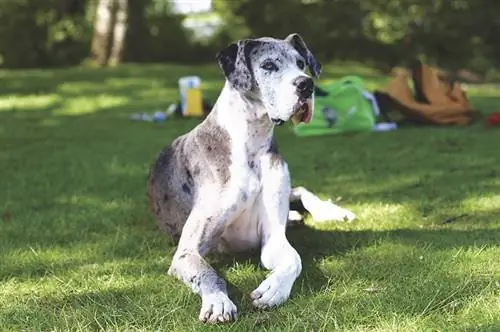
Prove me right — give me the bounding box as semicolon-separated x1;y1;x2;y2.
0;0;499;75
91;0;115;67
108;0;128;66
0;0;91;68
91;0;128;67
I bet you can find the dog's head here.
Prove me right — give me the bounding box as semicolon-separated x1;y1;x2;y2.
216;33;321;125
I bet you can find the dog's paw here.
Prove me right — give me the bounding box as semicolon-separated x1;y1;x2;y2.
308;199;356;223
199;292;238;323
250;273;292;309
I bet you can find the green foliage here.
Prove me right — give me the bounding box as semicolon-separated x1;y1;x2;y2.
124;1;192;63
0;0;216;68
0;0;499;70
213;0;500;72
0;0;92;68
117;0;221;64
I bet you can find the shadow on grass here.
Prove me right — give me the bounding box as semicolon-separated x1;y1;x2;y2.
216;222;500;288
2;222;498;330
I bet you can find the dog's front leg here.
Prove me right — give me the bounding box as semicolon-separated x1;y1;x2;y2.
251;155;302;309
168;200;238;323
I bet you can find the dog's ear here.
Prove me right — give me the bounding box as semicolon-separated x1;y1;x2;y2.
286;33;322;78
216;40;259;91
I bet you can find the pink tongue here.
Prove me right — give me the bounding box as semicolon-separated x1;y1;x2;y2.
302;99;313;123
303;109;312;123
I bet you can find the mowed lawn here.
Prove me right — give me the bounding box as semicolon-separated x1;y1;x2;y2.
0;62;499;332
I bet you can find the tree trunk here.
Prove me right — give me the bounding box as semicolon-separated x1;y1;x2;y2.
91;0;116;67
124;0;150;63
108;0;128;66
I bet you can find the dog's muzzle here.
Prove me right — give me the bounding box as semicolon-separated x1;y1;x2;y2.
290;77;314;125
271;77;315;126
272;98;313;126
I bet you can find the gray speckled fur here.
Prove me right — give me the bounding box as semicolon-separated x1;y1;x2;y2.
146;33;324;324
148;114;231;242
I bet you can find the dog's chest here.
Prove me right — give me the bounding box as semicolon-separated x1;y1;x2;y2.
220;154;262;251
229;154;262;205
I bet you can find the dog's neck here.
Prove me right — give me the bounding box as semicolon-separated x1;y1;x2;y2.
212;82;275;154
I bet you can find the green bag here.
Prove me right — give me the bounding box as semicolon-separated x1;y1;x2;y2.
294;76;376;136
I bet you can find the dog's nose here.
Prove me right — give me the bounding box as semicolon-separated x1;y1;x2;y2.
293;76;314;99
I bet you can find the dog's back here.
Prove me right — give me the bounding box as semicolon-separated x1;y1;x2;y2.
147;135;194;241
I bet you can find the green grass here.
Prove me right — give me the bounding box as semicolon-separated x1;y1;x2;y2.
0;62;499;332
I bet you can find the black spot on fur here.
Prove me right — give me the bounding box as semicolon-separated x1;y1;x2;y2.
163;194;169;202
182;183;191;195
185;168;194;187
207;146;212;151
248;160;255;169
189;275;201;289
268;136;284;166
242;192;248;202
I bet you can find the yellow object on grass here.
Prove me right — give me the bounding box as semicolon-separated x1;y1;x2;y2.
185;88;203;117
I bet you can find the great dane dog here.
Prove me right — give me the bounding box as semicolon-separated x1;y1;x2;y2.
148;33;355;323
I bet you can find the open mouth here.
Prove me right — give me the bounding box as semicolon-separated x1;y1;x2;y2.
291;98;313;125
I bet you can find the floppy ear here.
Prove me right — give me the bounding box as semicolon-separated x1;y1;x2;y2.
216;40;259;91
285;33;322;78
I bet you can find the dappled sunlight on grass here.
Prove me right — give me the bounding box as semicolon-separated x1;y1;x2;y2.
0;94;60;112
56;81;108;94
461;194;500;210
344;202;409;222
0;63;499;330
54;95;131;115
56;194;131;212
241;235;500;330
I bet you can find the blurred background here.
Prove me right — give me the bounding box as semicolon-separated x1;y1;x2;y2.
0;0;498;80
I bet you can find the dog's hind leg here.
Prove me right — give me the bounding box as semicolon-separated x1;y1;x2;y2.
168;191;238;323
289;186;356;223
251;155;302;309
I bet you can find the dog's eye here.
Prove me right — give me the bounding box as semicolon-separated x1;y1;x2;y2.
261;61;278;72
296;59;305;70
